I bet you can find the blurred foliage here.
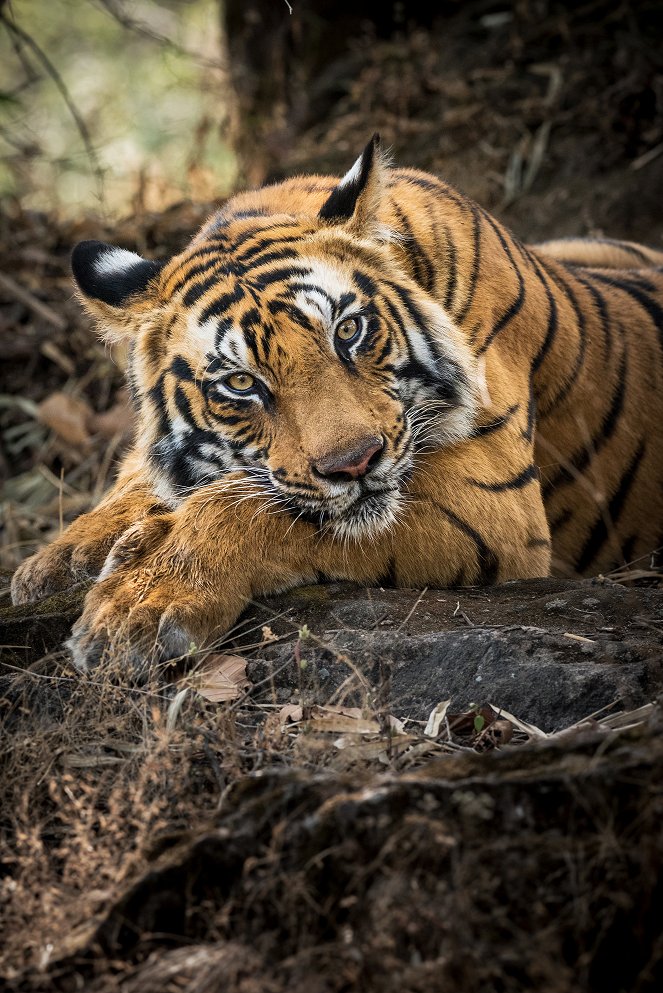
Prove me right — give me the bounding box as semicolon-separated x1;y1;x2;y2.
0;0;237;217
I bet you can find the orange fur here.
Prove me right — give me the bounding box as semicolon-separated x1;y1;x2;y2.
11;140;663;671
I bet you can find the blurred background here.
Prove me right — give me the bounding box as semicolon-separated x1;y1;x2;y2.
1;0;662;571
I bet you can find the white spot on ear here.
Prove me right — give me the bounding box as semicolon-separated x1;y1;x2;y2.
94;246;145;277
338;153;363;190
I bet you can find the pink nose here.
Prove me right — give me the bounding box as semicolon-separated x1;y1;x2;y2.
313;436;384;482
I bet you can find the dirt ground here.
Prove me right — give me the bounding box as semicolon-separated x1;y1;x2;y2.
2;3;663;990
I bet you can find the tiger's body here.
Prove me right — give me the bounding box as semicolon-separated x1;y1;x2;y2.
11;137;663;671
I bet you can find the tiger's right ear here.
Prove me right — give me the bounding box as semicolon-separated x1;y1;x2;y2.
71;240;166;341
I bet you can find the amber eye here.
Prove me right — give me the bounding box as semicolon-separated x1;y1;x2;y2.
225;372;256;393
335;316;363;344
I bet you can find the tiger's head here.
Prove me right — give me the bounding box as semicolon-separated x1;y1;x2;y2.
72;136;477;539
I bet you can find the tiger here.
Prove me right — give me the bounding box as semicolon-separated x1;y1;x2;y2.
10;134;663;673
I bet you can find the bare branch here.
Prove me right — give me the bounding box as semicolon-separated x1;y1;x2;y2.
96;0;227;71
0;6;105;204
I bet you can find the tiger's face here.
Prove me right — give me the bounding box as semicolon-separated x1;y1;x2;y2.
72;138;477;539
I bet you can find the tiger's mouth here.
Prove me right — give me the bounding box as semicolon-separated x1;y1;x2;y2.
278;479;404;541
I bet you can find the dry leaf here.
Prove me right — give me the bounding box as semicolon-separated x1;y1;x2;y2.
280;704;404;736
87;393;134;439
261;625;279;643
475;718;514;751
332;733;419;765
190;653;248;703
424;700;452;737
487;704;547;739
37;391;93;449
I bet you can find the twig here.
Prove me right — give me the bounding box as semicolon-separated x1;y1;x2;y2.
630;142;663;171
395;586;428;632
0;270;67;331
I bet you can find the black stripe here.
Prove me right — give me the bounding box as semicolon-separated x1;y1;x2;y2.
147;373;170;436
538;266;587;417
393;203;436;292
253;266;309;288
575;439;646;573
398;358;441;389
288;282;337;311
353;270;379;298
468;464;538;492
530;254;558;374
443;224;458;312
527;536;551;549
267;299;315;332
169;355;195;382
168;252;227;295
572;272;613;359
523;378;536;442
591;272;663;346
374;335;394;367
586;237;652;264
549;507;573;532
435;503;500;584
200;284;245;324
236;234;284;262
542;345;627;499
393;170;469;211
454;204;482;325
477;215;525;354
244;248;300;271
383;281;433;336
471;403;519;438
174;383;197;427
182;267;229;306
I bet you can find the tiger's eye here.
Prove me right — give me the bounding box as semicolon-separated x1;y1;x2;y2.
335;317;362;343
226;372;255;393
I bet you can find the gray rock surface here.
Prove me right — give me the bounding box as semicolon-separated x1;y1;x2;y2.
239;577;663;731
2;571;662;732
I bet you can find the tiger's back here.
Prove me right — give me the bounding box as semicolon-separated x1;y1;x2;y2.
208;165;663;575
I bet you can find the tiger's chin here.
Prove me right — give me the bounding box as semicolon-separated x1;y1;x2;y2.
326;488;403;542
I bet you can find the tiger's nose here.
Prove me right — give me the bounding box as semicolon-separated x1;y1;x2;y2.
312;436;385;482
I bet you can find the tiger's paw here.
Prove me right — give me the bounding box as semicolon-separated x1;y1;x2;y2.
67;586;199;679
11;535;118;605
66;519;215;678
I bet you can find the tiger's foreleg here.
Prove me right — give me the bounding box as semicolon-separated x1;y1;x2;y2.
10;450;165;605
66;431;550;675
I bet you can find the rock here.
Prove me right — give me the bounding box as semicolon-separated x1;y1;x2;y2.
239;577;663;732
2;572;662;732
0;575;91;667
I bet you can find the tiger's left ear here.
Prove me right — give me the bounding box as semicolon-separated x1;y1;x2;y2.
71;240;167;342
318;133;388;238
